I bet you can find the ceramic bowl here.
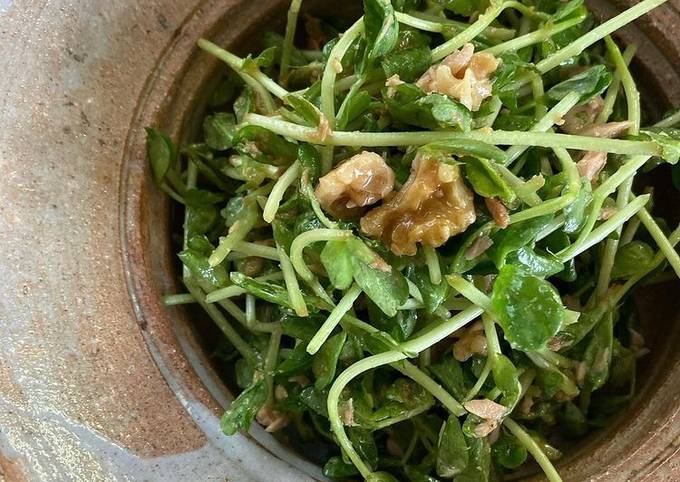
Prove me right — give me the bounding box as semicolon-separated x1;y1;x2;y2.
0;0;679;480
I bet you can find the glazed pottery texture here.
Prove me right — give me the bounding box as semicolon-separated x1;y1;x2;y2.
0;1;679;481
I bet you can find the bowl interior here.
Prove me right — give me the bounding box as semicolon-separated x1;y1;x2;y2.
126;0;680;480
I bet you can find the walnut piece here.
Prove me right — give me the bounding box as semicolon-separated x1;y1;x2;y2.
561;97;605;134
360;155;476;256
579;121;632;139
416;43;500;112
452;320;487;362
484;197;510;228
315;151;395;218
256;404;290;433
464;399;508;420
577;150;608;181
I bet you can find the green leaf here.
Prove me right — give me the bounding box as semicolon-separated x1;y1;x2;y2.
298;143;321;183
281;313;323;343
506;246;564;278
488;215;554;268
367;472;401;482
203;112;237;150
363;0;400;61
419;140;508;164
145;127;176;185
611;241;655;279
436;415;469;478
351;238;409;317
491;264;565;351
406;265;450;313
276;343;313;375
320;239;355;290
313;332;347;390
558;402;588;439
220;378;267;435
283;93;321;127
382;46;432;83
564;178;592;234
432;0;477;16
551;0;585;21
186;205;218;237
322;456;359;478
583;312;613;391
456;436;491;482
230;271;294;309
233;125;299;166
463;156;516;203
366;299;417;342
337;90;372;130
299;385;329;417
386;84;472;131
182;188;227;207
491;430;527;469
639;128;680;164
349;427;379;470
178;248;229;291
369;378;434;429
546;65;612;105
428;356;469;401
233;86;254;124
492;354;521;409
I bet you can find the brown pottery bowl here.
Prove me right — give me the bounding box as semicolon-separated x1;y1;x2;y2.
0;0;679;480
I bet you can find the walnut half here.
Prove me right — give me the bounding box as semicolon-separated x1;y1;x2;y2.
315;151;395;218
416;43;500;112
360;154;476;256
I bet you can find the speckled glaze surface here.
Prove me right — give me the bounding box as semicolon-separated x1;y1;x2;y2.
0;1;678;481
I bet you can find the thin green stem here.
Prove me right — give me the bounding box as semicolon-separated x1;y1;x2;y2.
405;11;516;41
605;36;640;134
597;44;636;124
559;155;650;260
163;293;196;305
231;241;280;261
320;19;364;126
612;224;680;304
464;356;492;402
205;272;283;303
264;328;283;400
185;281;258;365
558;194;651;261
446;275;494;313
263;161;301;223
636;206;680;278
290;229;353;282
307;284;362;355
244;114;659;155
482;312;502;356
654;109;680;128
197;39;279;113
536;0;667;74
395;361;466;416
432;1;509;61
209;208;259;267
278;245;308;317
484;16;584;56
504;92;581;165
423;246;442;285
279;0;303;84
245;294;256;328
504;418;563;482
218;298;280;333
395;11;446;32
